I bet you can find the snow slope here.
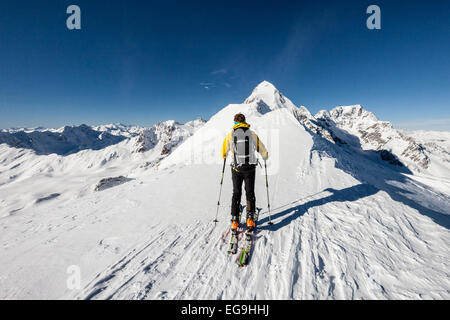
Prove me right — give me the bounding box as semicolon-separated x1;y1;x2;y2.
0;82;449;300
0;119;205;219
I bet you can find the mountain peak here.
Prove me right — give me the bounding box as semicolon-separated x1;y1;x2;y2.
243;81;296;112
330;105;379;123
245;81;278;101
255;80;277;89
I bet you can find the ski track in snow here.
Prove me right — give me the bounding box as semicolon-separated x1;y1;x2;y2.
1;82;449;300
73;146;450;300
74;187;449;300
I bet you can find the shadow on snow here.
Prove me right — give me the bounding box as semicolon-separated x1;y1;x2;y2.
259;123;450;231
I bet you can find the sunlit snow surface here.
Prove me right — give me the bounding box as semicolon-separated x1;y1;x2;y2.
0;82;449;299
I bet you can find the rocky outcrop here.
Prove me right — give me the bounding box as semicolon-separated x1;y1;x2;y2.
135;119;206;155
292;106;344;144
95;176;133;191
315;105;431;170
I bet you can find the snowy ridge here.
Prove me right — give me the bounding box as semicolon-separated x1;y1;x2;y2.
0;81;449;300
292;106;343;144
0;124;126;156
92;123;143;138
73;99;449;300
135;119;206;167
315;105;450;178
244;81;297;112
0;119;205;216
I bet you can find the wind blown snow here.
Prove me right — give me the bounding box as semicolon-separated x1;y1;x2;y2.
0;81;449;300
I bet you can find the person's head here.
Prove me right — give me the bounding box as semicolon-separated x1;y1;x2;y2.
234;113;246;124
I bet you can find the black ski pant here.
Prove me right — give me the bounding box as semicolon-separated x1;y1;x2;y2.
231;165;256;219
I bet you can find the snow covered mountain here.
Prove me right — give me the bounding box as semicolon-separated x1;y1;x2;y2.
314;105;450;177
0;119;205;216
92;123;143;138
135;119;206;155
0;81;449;300
0;124;126;156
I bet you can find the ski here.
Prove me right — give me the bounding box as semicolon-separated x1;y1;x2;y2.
237;208;261;267
237;230;254;266
227;229;239;254
227;205;244;255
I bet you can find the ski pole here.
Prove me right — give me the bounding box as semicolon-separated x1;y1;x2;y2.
264;160;273;225
213;158;227;224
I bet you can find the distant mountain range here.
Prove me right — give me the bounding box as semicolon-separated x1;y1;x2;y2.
1;81;449;300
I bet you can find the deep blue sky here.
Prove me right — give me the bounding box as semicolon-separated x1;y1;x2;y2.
0;0;449;130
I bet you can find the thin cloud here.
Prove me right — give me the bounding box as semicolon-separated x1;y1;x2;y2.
201;69;233;90
200;82;216;90
210;68;227;75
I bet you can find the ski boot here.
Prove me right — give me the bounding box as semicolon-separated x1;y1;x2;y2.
246;212;256;231
231;216;240;234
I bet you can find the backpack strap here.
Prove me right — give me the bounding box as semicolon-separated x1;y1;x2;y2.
233;134;238;167
245;135;249;165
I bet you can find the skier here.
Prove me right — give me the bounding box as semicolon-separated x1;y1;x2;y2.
222;113;268;233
